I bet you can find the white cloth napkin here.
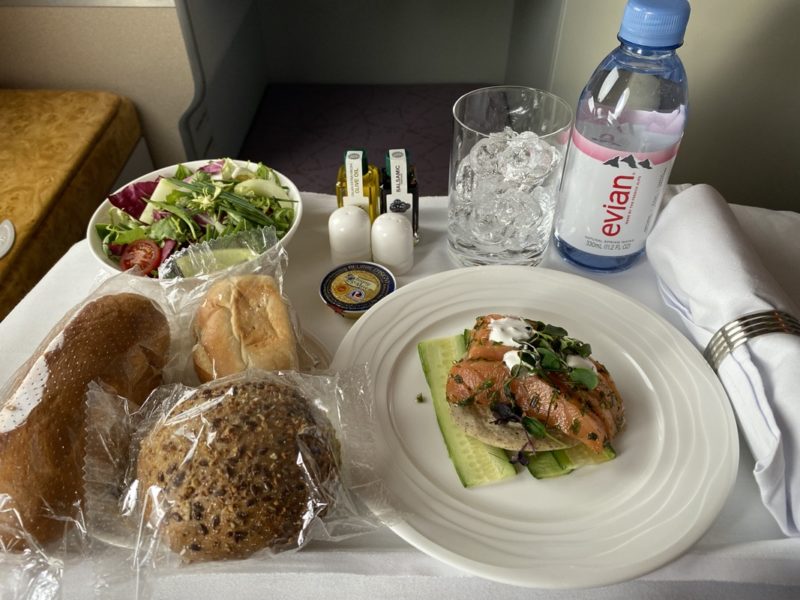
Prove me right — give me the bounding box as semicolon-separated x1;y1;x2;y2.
646;184;800;536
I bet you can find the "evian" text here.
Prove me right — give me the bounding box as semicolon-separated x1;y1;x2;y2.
601;175;634;237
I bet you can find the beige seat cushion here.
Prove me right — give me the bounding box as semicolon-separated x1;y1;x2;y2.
0;89;141;319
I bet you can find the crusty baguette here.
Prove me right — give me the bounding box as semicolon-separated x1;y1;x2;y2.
0;293;170;546
192;275;299;382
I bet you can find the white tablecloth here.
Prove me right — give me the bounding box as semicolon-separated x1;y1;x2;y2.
1;192;799;599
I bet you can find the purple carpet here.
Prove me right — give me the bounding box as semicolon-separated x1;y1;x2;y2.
238;84;484;196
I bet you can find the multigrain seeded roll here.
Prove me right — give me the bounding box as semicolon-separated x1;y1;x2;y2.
136;378;339;561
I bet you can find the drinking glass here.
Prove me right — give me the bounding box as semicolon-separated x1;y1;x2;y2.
447;86;573;266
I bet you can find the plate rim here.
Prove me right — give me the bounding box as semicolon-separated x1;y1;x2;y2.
331;264;739;588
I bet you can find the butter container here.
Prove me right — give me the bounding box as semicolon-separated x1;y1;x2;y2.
320;262;396;319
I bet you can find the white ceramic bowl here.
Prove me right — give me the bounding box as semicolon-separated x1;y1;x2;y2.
87;159;303;275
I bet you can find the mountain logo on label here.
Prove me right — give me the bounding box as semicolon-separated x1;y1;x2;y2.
602;155;653;169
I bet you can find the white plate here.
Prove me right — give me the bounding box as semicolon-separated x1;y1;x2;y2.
331;265;738;589
86;159;303;275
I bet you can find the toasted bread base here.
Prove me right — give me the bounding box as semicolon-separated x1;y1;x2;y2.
448;403;574;452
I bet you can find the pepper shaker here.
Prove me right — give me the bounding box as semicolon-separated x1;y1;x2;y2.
371;213;414;275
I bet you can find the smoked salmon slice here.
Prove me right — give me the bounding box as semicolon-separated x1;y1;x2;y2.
446;315;625;454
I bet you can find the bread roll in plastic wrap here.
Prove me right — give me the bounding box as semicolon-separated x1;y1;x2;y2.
192;275;299;382
136;376;339;561
0;293;170;546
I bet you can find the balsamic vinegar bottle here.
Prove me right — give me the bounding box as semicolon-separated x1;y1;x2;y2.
380;148;420;243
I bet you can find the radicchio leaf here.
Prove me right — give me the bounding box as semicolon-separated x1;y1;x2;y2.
192;213;214;226
160;239;178;262
108;179;160;219
197;160;223;175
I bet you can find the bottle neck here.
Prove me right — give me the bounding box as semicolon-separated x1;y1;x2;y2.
618;40;679;60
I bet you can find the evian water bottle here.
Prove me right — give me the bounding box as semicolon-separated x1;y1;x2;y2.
553;0;690;271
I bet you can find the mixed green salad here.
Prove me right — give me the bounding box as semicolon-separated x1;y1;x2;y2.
95;158;296;276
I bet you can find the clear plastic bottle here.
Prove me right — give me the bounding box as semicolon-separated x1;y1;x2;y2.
553;0;690;272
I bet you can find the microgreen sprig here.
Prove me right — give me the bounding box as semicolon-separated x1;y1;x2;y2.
511;321;598;391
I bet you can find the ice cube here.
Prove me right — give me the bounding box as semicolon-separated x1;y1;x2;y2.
499;132;560;186
454;160;472;197
468;136;506;176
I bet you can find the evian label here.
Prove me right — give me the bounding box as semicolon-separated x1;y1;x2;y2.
557;129;679;256
344;150;369;210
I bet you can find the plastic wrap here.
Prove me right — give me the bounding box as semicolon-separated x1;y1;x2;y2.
0;275;173;598
157;226;280;280
82;367;379;595
156;226;327;385
0;494;63;599
0;225;382;597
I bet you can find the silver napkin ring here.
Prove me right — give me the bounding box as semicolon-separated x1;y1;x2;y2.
704;310;800;371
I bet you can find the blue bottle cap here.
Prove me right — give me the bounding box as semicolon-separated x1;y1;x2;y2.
618;0;691;48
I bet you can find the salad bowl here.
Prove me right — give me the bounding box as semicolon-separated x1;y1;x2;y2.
87;159;303;276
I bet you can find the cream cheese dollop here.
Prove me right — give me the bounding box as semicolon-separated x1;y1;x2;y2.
503;350;522;371
488;317;534;348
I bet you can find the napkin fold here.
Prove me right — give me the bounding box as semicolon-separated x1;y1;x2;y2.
646;184;800;536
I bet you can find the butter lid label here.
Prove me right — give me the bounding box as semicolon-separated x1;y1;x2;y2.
320;262;396;317
331;270;379;304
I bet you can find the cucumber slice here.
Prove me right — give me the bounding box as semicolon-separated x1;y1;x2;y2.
139;178;183;224
556;444;617;470
527;444;617;479
418;336;516;488
527;451;571;479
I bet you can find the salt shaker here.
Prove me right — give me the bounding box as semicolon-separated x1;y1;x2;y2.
371;213;414;275
329;205;371;264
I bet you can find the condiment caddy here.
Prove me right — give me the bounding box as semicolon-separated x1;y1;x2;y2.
324;148;420;318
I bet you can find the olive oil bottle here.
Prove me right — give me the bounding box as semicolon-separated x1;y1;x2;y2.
336;149;381;222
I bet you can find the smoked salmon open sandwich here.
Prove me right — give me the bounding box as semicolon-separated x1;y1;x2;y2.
418;314;626;487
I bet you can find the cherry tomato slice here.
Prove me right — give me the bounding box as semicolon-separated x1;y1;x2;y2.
120;239;161;275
